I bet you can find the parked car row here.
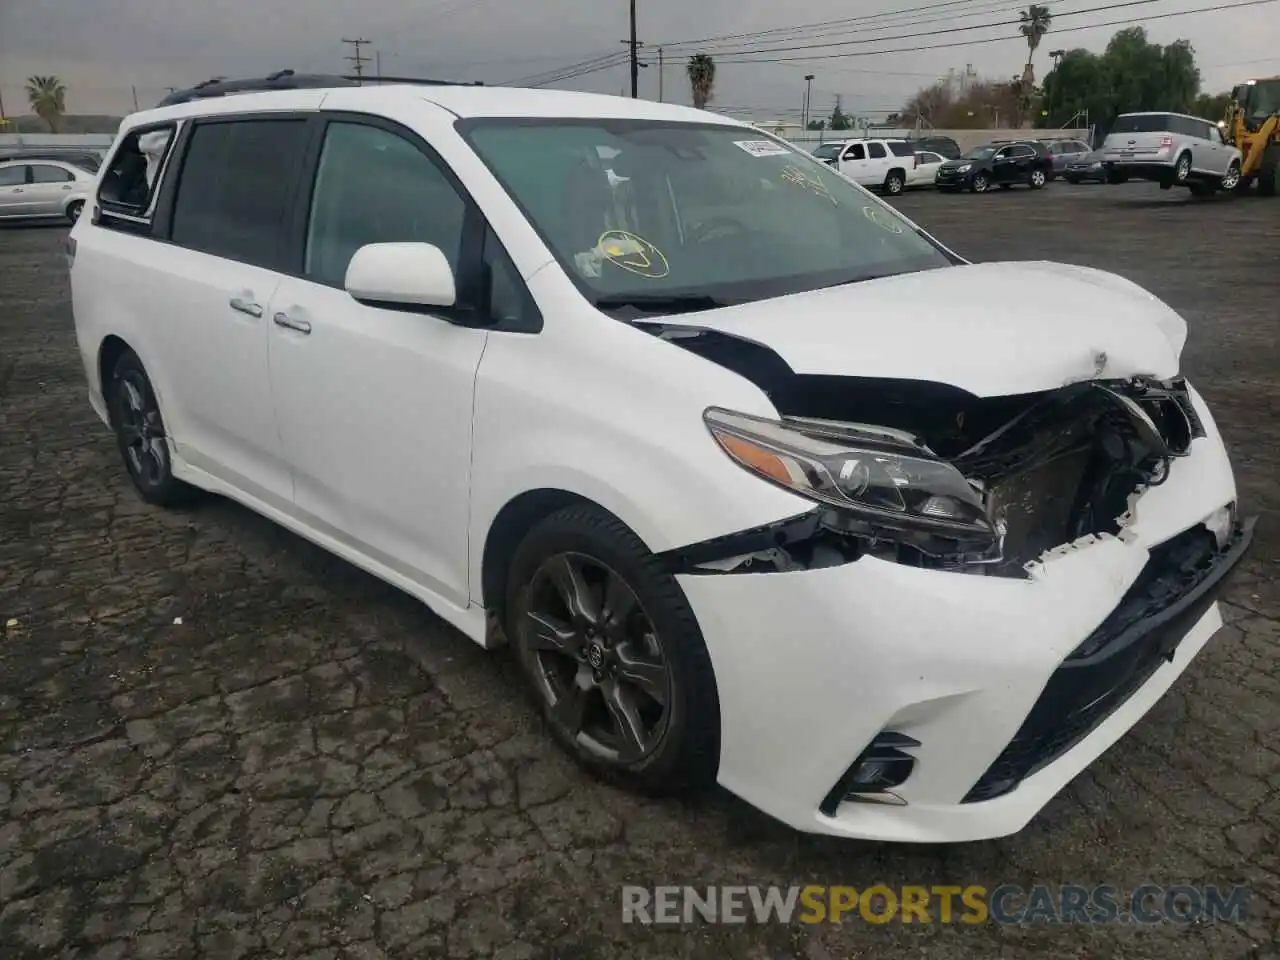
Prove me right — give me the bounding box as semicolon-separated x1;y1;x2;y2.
810;112;1243;199
0;157;95;223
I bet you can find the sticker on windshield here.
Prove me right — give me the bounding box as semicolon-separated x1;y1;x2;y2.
598;230;670;279
734;139;790;158
781;164;839;206
862;204;904;234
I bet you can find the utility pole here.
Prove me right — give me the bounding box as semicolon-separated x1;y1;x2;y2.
657;47;664;102
375;51;383;80
342;37;372;83
803;74;815;129
628;0;639;98
131;86;139;111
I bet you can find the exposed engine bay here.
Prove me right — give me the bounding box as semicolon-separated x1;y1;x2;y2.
646;325;1205;578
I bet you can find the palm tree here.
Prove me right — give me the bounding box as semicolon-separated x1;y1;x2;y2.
25;75;67;132
687;55;716;110
1018;5;1052;87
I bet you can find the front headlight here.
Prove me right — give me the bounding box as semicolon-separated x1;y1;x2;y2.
704;408;1000;555
957;162;972;173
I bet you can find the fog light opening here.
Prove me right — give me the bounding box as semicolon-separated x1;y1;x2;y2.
819;731;920;817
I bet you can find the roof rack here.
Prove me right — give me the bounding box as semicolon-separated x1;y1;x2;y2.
156;69;483;108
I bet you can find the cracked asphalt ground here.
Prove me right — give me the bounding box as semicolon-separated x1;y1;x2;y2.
1;181;1278;960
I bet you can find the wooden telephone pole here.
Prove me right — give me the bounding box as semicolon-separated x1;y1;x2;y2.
342;38;372;83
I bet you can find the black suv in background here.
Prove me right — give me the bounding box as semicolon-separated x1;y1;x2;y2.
934;140;1053;193
907;135;961;159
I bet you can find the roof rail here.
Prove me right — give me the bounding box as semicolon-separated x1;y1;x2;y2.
156;70;357;106
155;69;485;107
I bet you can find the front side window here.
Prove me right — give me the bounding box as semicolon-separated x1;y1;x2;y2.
30;164;74;183
844;143;866;161
811;143;842;161
170;119;309;267
461;119;955;313
0;166;25;187
965;145;997;160
304;121;467;289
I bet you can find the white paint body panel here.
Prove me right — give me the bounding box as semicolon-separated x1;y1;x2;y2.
70;86;1243;842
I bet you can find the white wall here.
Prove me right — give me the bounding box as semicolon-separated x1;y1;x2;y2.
0;133;117;149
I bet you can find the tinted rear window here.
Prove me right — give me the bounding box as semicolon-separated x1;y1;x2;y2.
1110;115;1172;134
171;118;309;268
888;141;915;157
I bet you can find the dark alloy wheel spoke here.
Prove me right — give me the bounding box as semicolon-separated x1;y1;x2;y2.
603;679;647;760
118;423;143;445
601;570;637;640
525;610;584;655
551;679;589;735
547;554;601;626
614;642;668;706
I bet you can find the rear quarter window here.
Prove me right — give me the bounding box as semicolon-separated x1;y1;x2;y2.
888;141;915;158
97;122;180;233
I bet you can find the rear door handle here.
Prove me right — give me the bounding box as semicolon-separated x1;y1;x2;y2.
229;296;262;318
273;312;311;335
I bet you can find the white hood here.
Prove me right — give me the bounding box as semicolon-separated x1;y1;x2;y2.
655;261;1187;398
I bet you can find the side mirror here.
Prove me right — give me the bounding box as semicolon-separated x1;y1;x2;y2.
344;242;456;309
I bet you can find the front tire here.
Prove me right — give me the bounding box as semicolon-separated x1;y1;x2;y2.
106;349;198;507
1220;162;1242;192
969;173;989;194
505;504;720;795
883;171;905;196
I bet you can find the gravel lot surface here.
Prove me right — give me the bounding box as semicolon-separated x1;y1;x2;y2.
1;181;1277;959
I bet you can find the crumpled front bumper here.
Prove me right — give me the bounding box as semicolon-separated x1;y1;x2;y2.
677;386;1251;842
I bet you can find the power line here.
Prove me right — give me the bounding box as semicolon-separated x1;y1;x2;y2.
342;37;373;82
666;0;1169;60
708;0;1280;65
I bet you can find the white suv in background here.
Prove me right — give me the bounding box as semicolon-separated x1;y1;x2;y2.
812;137;919;194
69;80;1252;843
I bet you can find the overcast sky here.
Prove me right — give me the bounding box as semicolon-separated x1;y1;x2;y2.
1;0;1277;120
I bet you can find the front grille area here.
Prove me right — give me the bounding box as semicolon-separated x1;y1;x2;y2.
962;516;1255;804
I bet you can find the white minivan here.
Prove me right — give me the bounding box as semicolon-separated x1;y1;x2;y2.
70;79;1252;843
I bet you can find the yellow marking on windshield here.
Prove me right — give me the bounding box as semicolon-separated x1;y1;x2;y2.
780;164;839;206
598;230;670;279
862;205;904;234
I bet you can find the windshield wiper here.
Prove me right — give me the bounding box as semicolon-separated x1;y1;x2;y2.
592;293;727;315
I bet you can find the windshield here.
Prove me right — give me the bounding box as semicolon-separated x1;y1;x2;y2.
460;120;954;313
1244;80;1280;119
964;146;997;159
1109;114;1172;134
811;142;843;160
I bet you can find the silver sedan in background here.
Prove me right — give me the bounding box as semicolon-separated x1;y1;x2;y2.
0;158;95;224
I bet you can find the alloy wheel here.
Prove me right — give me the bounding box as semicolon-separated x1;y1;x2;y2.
117;372;169;488
972;174;988;193
1031;170;1046;187
521;552;671;764
1221;164;1241;191
1176;155;1191;181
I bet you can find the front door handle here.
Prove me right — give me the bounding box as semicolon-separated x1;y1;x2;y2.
229;296;262;318
273;312;311;335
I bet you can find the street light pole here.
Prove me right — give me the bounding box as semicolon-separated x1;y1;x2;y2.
803;74;815;129
629;0;639;98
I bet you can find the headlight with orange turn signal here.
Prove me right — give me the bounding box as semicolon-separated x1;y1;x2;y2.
703;407;1004;561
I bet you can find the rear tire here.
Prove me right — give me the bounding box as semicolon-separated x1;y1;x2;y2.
106;350;199;508
883;170;905;196
1173;152;1192;183
505;504;720;796
1028;168;1047;189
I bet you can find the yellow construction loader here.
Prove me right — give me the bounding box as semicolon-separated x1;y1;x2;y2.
1225;76;1280;195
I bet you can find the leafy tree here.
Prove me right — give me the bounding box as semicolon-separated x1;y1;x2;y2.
828;103;853;130
1037;27;1202;132
1193;91;1231;122
25;75;67;132
686;55;716;110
